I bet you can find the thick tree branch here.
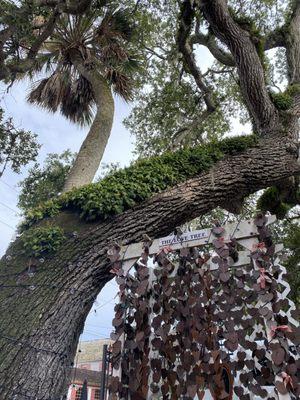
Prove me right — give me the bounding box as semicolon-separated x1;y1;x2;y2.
177;1;216;113
284;0;300;117
191;32;235;66
286;0;300;85
200;0;279;135
0;11;59;81
264;28;286;50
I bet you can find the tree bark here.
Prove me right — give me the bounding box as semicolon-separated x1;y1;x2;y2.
0;134;299;399
62;56;115;192
200;0;280;134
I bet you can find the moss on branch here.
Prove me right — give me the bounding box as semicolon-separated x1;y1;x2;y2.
21;135;258;230
270;84;300;111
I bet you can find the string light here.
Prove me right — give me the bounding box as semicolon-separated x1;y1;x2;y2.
0;178;20;193
0;200;18;214
0;217;15;230
0;283;57;290
0;384;66;400
0;331;68;357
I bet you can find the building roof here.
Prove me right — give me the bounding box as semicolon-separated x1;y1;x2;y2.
69;368;101;387
76;339;112;363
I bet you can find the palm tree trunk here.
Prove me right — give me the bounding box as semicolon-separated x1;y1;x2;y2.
62;57;115;193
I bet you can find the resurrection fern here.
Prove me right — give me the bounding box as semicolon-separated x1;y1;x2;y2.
257;184;299;219
20;135;258;230
270;92;294;111
21;226;65;257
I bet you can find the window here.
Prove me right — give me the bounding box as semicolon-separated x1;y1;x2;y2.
94;389;101;400
75;387;82;400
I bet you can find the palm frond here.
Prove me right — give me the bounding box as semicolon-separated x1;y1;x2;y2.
112;10;134;41
100;43;128;64
27;70;71;113
25;8;137;125
61;75;95;125
106;68;133;102
97;10;134;43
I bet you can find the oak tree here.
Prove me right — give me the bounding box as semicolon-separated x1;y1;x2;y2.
0;1;299;399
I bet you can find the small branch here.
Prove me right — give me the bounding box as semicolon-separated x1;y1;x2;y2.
0;28;13;80
177;1;216;113
171;109;211;148
144;46;166;61
202;67;234;77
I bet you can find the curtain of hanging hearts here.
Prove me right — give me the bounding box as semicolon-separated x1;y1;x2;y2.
108;215;300;400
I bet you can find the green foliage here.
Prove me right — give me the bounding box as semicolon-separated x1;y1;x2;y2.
0;108;40;177
21;225;65;257
270;91;294;111
257;186;300;219
18;150;75;212
20;135;258;230
257;186;291;219
286;83;300;96
269;84;300;111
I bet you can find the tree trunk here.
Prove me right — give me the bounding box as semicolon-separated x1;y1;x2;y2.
0;133;299;399
62;57;115;193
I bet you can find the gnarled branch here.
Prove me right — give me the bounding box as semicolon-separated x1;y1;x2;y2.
191;32;235;66
177;1;216;113
200;0;279;135
0;11;59;81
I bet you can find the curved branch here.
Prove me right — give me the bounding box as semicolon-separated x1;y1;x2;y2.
191;32;235;66
264;28;286;50
200;0;279;135
177;1;216;113
0;11;59;81
192;28;286;66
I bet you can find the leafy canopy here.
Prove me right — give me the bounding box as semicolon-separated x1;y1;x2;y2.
123;0;292;156
0;108;40;177
18;150;75;212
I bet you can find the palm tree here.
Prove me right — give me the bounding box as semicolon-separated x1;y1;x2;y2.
27;9;139;192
